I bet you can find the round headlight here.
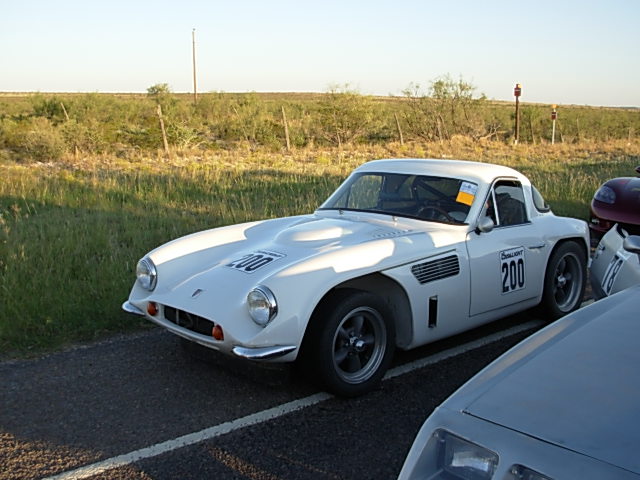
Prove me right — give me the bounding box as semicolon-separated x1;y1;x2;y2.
247;286;277;327
594;185;616;204
136;258;157;291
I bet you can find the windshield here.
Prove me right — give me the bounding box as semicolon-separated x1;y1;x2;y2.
319;172;477;224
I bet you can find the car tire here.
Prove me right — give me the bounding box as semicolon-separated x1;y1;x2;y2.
540;241;587;320
305;289;395;397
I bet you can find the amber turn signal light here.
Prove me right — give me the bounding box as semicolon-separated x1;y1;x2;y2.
212;325;224;341
147;302;158;316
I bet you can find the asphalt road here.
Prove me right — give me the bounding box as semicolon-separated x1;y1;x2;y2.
0;313;542;480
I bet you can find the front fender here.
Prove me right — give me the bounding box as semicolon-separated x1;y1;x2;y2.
261;232;456;353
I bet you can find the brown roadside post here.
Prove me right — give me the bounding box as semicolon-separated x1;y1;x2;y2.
551;104;558;144
514;83;522;144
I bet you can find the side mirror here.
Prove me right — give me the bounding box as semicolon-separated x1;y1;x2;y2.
476;216;495;234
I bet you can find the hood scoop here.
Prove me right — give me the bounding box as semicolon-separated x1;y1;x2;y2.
275;218;354;244
274;216;417;247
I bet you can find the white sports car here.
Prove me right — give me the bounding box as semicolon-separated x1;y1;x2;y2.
590;225;640;299
122;159;589;396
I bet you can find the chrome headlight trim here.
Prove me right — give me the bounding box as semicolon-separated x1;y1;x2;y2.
247;285;278;327
136;257;157;291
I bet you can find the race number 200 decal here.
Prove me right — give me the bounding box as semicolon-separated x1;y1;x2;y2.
500;247;526;294
226;250;286;273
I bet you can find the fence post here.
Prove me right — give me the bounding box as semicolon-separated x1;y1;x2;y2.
394;113;404;145
60;102;70;121
156;105;170;158
60;102;79;158
281;106;291;151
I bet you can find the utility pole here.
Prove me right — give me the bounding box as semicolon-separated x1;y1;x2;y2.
192;28;198;106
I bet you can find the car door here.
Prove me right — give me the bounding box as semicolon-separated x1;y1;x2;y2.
466;179;546;317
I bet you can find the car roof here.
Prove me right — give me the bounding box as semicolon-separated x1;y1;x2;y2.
355;158;528;185
453;284;640;474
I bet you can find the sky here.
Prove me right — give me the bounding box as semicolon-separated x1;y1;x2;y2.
1;0;639;107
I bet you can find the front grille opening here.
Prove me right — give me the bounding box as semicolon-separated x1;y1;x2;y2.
164;306;214;336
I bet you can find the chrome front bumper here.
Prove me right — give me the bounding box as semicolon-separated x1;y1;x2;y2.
121;301;296;361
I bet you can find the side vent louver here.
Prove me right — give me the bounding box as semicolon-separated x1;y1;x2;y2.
411;255;460;284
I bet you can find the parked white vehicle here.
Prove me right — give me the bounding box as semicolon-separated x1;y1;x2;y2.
590;225;640;299
123;159;589;396
398;283;640;480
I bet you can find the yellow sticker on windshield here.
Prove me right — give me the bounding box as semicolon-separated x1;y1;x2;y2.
456;182;477;206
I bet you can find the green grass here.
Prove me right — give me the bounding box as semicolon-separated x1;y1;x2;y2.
0;153;344;355
1;140;638;357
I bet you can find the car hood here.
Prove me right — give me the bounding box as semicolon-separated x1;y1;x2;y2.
593;177;640;221
459;286;640;474
608;176;640;204
272;213;415;246
146;211;460;304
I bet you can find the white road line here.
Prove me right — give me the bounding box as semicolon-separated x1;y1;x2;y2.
385;319;543;380
42;319;543;480
43;393;332;480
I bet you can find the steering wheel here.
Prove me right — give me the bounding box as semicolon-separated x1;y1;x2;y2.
418;205;455;222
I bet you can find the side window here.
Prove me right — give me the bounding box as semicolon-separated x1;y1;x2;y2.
486;180;528;227
532;186;550;213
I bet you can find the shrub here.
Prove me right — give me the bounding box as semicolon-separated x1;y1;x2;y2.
316;84;379;146
30;94;67;124
401;76;489;142
0;117;66;161
60;119;109;154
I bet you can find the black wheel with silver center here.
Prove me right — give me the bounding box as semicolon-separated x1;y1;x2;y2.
541;241;587;320
305;289;395;397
